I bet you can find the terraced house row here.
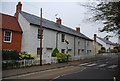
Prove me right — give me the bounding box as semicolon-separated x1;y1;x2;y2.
1;2;115;63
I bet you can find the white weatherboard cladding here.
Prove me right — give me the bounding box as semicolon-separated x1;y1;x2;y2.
18;13;31;54
29;25;57;57
57;33;74;55
96;38;114;50
18;13;94;63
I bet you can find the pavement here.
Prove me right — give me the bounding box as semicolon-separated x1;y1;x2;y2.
2;55;109;78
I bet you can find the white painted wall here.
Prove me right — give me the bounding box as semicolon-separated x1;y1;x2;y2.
18;13;31;53
18;13;94;63
96;37;114;51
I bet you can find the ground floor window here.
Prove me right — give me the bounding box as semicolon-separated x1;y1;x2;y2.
37;48;40;56
61;49;65;53
78;49;81;55
87;50;91;54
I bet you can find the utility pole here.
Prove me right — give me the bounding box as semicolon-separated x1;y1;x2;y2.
40;8;42;66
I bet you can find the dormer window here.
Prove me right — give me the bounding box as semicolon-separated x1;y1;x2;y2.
4;31;12;43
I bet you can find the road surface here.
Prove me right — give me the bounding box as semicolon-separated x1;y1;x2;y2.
2;55;120;81
52;55;120;81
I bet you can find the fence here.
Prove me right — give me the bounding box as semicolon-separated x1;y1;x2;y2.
2;58;58;70
2;53;119;70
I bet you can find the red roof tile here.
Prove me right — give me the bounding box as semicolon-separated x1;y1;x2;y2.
0;13;22;32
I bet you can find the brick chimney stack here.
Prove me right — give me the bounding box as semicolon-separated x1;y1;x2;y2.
56;18;62;24
15;2;22;19
94;34;97;41
76;27;80;32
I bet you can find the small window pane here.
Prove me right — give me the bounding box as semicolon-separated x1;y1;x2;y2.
61;34;65;42
4;31;11;42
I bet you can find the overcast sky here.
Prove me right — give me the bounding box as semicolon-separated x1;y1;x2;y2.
1;0;118;43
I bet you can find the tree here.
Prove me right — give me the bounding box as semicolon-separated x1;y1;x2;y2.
82;1;120;34
51;48;59;57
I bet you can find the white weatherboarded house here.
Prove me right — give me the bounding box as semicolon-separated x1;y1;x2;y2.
16;2;94;63
96;36;115;52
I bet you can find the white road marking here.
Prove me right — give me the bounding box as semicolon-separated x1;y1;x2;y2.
108;65;118;69
97;64;107;68
87;63;96;67
79;63;89;66
53;75;60;79
113;77;116;81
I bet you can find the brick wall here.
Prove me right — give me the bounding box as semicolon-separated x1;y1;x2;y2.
1;30;22;52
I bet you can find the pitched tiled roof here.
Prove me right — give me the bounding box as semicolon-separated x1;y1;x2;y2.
97;36;114;45
0;13;22;32
19;11;92;41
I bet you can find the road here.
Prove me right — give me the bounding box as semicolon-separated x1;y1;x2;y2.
52;55;120;81
2;55;120;81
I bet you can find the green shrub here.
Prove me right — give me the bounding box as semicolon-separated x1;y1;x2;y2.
56;52;71;63
113;45;120;52
2;49;19;60
19;52;36;60
110;49;118;53
101;47;106;51
98;50;106;54
51;48;59;57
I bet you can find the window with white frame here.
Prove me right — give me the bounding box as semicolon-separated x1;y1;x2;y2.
37;28;43;39
4;31;12;42
61;34;65;42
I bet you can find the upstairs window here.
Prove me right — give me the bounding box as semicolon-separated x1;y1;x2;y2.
78;49;80;55
4;31;12;42
61;34;65;42
38;28;43;39
78;41;80;45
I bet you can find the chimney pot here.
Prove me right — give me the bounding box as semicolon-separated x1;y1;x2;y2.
76;27;80;32
94;34;97;41
56;18;61;24
15;2;22;19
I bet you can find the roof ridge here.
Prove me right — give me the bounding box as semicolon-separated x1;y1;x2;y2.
0;13;16;18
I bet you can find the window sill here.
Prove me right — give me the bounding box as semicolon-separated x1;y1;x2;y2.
4;41;12;43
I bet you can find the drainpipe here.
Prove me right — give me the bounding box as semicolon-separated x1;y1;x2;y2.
74;36;76;57
56;32;58;48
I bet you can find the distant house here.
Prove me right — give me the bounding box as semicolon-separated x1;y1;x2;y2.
94;34;115;52
0;13;22;52
14;2;93;63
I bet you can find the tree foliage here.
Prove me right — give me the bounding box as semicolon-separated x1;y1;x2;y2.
82;1;120;34
51;48;59;57
56;52;71;63
19;52;36;60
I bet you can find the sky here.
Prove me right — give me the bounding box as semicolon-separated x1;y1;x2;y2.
1;0;119;43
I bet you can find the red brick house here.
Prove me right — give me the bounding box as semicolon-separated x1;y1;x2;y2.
0;13;22;52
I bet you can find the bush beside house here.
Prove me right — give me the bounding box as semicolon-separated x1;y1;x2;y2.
98;47;106;54
51;48;59;57
56;52;71;63
51;48;71;63
2;49;36;69
110;45;120;53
